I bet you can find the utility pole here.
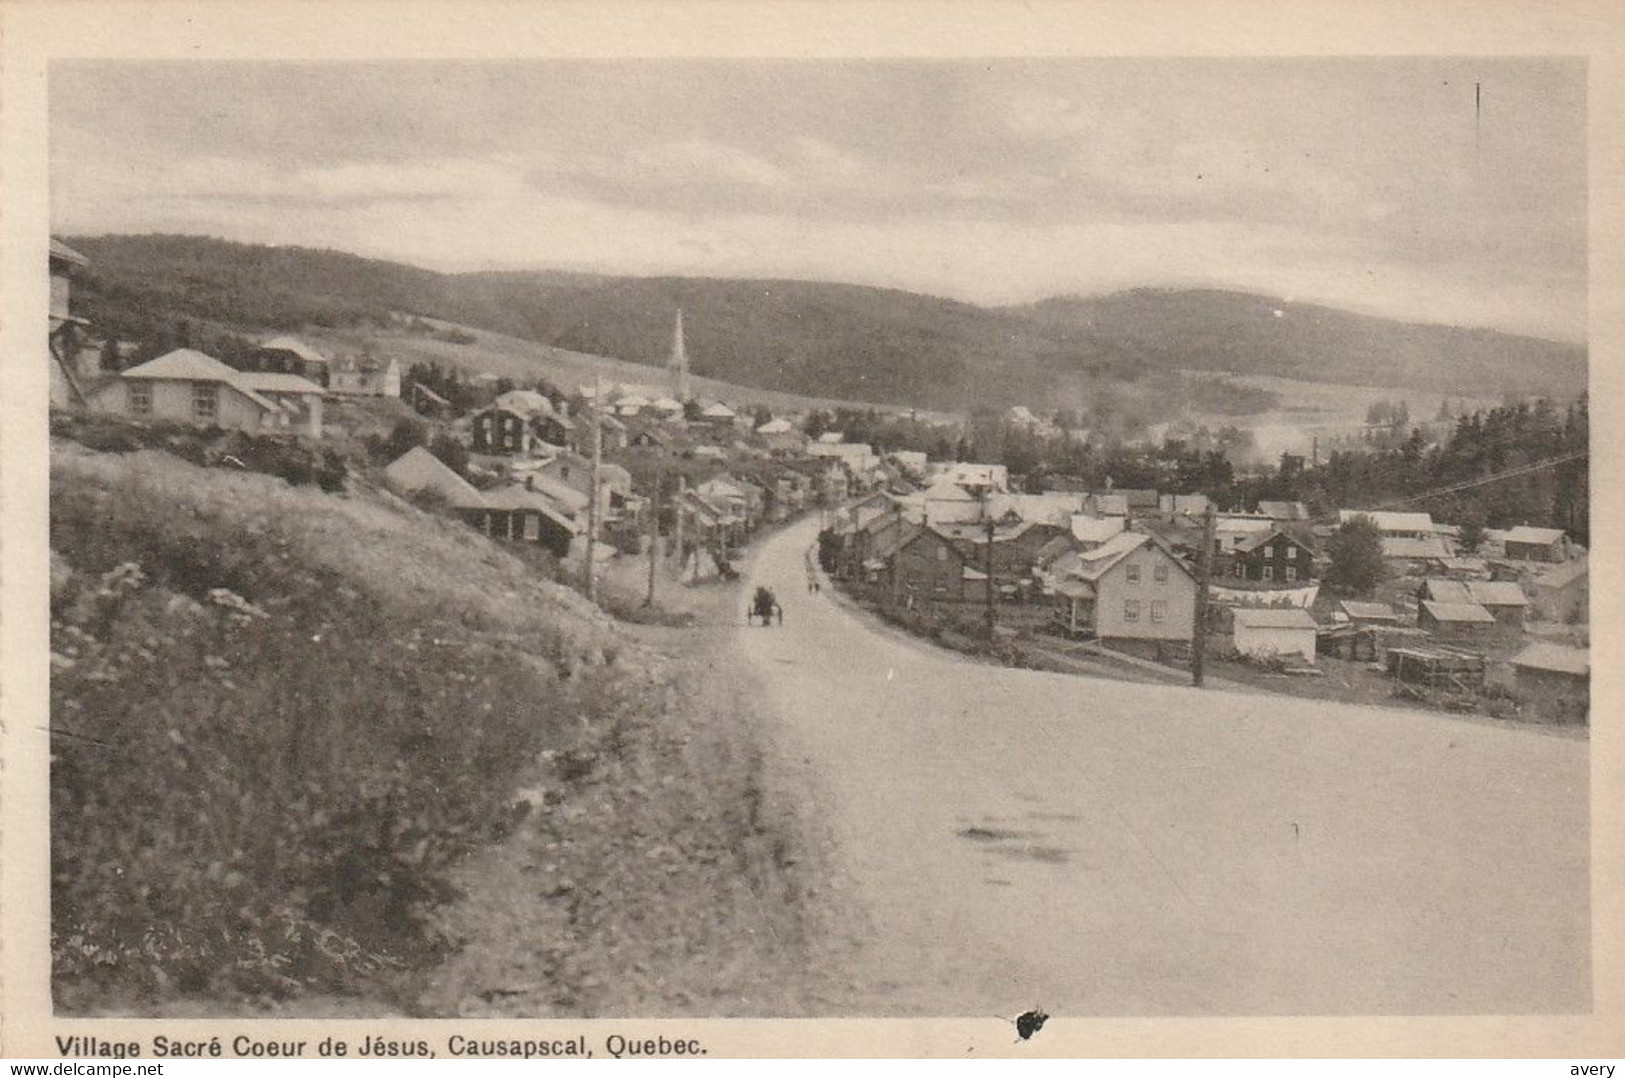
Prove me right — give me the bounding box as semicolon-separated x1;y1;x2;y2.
644;466;660;607
890;500;903;607
982;494;996;640
1192;501;1217;688
585;373;601;602
673;474;687;583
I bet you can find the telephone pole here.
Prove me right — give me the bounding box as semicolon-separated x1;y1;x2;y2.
673;474;687;582
982;495;996;640
585;374;602;603
644;467;660;607
1192;501;1217;687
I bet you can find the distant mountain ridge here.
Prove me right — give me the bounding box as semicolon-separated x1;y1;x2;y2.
67;234;1586;413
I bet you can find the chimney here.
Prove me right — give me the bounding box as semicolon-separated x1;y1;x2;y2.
525;475;534;491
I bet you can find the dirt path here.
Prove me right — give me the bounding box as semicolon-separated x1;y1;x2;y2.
738;518;1590;1016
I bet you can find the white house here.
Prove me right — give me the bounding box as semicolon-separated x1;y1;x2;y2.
329;354;401;397
87;349;323;437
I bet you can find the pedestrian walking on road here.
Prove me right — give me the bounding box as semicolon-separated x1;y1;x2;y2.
775;603;784;626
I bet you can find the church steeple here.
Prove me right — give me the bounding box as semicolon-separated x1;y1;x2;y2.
668;308;691;402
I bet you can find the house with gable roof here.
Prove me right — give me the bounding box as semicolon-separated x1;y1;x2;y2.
1048;531;1197;641
88;348;323;437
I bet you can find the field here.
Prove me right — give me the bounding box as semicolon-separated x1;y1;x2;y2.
1179;370;1506;461
307;316;951;421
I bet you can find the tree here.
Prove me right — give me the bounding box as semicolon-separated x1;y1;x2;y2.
99;338;121;372
683;399;704;422
382;417;428;462
428;433;470;477
1324;515;1385;596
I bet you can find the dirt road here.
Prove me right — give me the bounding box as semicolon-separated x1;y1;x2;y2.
739;518;1589;1016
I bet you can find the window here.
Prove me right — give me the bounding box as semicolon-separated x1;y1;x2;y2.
1153;562;1169;583
1126;563;1141;584
524;513;541;541
1123;599;1141;622
1286;545;1298;561
1151;600;1168;623
1262;565;1274;581
129;382;152;416
1232;562;1244;578
192;382;218;422
936;544;948;562
1285;566;1297;582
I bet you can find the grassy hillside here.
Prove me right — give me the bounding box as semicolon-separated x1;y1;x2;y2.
67;234;1585;416
48;441;821;1013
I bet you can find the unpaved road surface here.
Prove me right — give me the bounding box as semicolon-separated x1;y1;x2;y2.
740;518;1589;1016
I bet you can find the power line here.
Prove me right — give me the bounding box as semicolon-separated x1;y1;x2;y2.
1373;449;1588;509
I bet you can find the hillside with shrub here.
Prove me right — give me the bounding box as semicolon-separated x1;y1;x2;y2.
48;439;827;1013
69;234;1583;421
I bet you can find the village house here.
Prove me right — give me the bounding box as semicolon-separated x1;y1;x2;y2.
1049;531;1197;642
626;424;672;451
1417;600;1497;644
1382;535;1453;572
237;371;326;438
328;353;401;397
244;336;330;385
1341;509;1435;539
696;401;739;428
932;461;1009;496
919;476;982;524
49;238;93;407
935;518;1064;598
1502;526;1568;563
886;450;929;480
467;483;581;559
1159;493;1213;517
1338;600;1401;627
1531;555;1588;624
892;525;974;603
1462;580;1530;630
87;349;323;437
756;417;809;455
1230;607;1318;664
471;405;535;455
536;453;640;527
1507;642;1589;723
1216;527;1316;585
677;488;738;554
383;446;483;506
1257;500;1310;522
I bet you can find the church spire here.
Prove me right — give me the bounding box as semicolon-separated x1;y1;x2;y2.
668;307;691;401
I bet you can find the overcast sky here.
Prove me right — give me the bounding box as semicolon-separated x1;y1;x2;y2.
50;59;1586;341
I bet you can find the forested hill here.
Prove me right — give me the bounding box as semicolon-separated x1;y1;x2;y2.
1010;289;1587;398
67;234;1586;412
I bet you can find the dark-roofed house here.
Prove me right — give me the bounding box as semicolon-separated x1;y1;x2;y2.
1217;527;1316;585
246;336;331;384
468;483;581;559
1503;526;1567;563
1531;555;1588;625
471;406;534;455
1417;600;1497;643
1508;642;1588;723
1231;607;1318;663
893;525;973;602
